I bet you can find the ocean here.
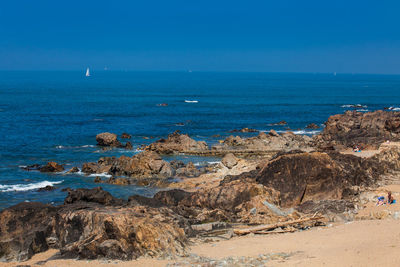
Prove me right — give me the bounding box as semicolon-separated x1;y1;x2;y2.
1;71;400;209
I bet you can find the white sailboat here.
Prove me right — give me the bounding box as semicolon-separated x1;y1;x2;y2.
85;68;90;77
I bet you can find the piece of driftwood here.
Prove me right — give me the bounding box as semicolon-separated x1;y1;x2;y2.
233;216;325;235
254;229;297;235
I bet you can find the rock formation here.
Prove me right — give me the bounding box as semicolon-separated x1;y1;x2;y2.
316;110;400;149
145;130;208;154
212;131;313;152
39;162;64;173
82;151;173;179
96;132;132;149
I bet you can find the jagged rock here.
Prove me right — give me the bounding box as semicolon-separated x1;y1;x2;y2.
145;130;208;154
0;202;58;261
317;110;400;149
121;133;131;139
269;129;279;137
306;123;320;129
221;153;239;169
170;160;185;170
66;167;80;174
125;141;133;150
39;162;64;173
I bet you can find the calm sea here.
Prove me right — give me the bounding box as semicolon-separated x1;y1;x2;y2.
1;71;400;209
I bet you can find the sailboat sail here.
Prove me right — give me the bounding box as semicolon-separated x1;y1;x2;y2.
86;68;90;77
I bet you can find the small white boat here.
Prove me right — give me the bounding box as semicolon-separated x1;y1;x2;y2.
185;100;198;103
86;68;90;77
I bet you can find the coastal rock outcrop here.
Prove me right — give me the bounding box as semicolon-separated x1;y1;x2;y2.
145;130;208;154
82;151;173;179
212;131;313;152
316;110;400;149
221;153;239;169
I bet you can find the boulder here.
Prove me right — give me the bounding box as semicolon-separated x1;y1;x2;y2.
221;153;239;169
66;167;80;174
63;187;125;206
37;185;56;192
96;132;121;147
229;128;258;133
39;162;64;173
145;130;208;154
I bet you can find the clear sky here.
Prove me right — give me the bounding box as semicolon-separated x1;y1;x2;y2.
1;0;399;73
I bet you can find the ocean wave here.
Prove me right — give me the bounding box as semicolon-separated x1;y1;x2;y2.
0;180;63;192
88;173;112;178
386;107;400;111
356;109;369;112
56;144;95;149
341;104;367;108
194;161;221;166
273;129;321;135
184;100;198;103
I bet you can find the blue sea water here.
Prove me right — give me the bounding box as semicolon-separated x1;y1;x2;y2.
1;71;400;210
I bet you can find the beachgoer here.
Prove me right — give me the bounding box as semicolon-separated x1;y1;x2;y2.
388;191;395;204
377;196;385;206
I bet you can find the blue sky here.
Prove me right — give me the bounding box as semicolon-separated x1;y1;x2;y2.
1;0;399;73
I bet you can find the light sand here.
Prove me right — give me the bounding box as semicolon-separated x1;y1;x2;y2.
3;219;400;267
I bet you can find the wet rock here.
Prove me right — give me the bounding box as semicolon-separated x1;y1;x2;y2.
145;130;208;154
121;133;131;139
268;120;287;126
221;153;239;169
37;186;56;192
105;177;131;185
39;162;64;173
170;160;185;170
306;123;320;129
20;164;41;171
66;167;80;174
93;176;102;183
125;141;133;150
229;128;258;133
0;202;58;261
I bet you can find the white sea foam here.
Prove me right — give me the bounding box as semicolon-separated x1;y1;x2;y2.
386;107;400;111
0;180;63;192
88;173;112;178
194;161;221;166
356;109;369;112
184;100;199;103
56;144;95;149
341;104;367;108
274;129;321;135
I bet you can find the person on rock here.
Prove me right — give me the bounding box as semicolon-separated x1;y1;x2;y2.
388;191;396;204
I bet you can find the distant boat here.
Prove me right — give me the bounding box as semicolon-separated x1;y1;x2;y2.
85;68;90;77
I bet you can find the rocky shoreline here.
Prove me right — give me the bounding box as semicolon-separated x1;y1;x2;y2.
3;110;400;263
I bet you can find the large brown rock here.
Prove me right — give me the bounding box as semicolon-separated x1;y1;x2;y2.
0;202;58;261
145;130;208;154
221;153;239;169
317;110;400;149
96;132;121;147
96;132;132;149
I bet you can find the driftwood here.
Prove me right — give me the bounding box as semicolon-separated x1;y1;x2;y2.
233;216;325;235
